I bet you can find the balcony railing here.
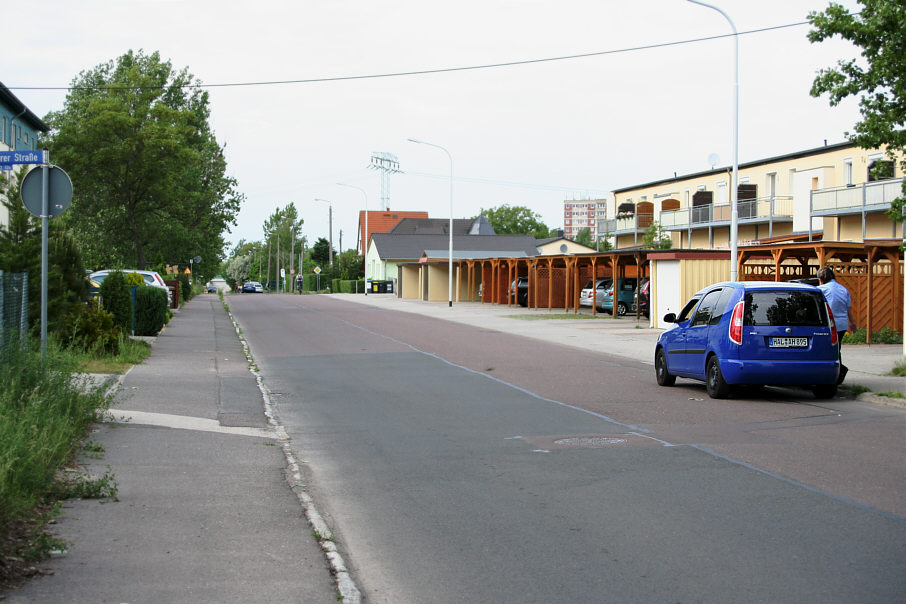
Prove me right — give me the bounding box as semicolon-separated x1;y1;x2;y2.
600;213;654;235
810;177;904;215
660;196;793;230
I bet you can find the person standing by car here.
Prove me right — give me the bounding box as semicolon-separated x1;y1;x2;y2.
817;266;854;383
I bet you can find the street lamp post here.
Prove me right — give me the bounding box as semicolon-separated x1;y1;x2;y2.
688;0;739;281
337;183;368;294
314;198;334;267
408;138;454;307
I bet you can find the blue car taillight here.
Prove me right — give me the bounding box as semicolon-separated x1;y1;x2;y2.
729;300;744;345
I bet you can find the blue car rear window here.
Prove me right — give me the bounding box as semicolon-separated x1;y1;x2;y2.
743;290;827;327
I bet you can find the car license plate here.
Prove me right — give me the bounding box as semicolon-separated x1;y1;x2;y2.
769;337;808;348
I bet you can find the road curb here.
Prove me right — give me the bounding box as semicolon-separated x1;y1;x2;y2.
855;391;906;410
228;305;364;604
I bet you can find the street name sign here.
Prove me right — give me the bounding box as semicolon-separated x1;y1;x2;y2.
0;150;46;169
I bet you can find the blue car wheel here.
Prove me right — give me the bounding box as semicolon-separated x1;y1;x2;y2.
706;356;730;399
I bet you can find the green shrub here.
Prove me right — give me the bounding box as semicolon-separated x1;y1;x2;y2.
178;273;192;303
339;280;357;293
0;345;112;524
134;286;168;336
124;272;145;287
98;271;131;333
331;278;341;293
59;304;121;355
843;326;903;345
303;274;318;291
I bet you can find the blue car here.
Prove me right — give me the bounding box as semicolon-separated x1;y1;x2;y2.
655;281;840;399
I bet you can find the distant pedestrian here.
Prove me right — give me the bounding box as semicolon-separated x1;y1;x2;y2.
817;266;854;384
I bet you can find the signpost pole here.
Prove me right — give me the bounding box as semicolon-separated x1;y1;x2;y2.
40;159;49;359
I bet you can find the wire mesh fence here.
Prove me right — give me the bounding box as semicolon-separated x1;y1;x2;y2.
0;270;29;354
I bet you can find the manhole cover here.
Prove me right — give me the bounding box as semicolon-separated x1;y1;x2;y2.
553;436;627;447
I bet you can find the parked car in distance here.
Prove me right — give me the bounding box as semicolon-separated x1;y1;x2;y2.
242;281;264;293
631;277;650;317
579;278;611;308
89;269;172;305
509;277;529;307
206;284;218;293
654;281;839;399
595;277;638;316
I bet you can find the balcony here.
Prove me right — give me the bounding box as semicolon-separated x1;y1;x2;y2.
660;196;793;231
810;177;904;216
600;213;654;236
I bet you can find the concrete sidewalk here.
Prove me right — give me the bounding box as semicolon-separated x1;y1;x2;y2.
6;296;342;603
335;293;906;407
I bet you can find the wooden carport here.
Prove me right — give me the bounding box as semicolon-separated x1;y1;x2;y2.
457;250;651;313
739;238;903;341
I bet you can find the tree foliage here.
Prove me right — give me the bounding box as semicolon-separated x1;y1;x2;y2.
0;171;87;336
643;222;672;249
479;204;549;238
261;203;303;283
336;249;364;280
309;237;335;268
44;50;243;274
573;228;593;247
808;0;906;218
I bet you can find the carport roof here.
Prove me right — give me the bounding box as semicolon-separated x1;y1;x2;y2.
371;233;538;260
421;249;531;260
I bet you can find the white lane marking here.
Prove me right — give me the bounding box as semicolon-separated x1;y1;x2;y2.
105;409;278;439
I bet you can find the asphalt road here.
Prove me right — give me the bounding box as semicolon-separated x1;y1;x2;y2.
230;293;905;604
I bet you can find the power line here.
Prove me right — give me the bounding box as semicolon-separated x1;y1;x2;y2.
7;21;809;92
406;171;609;194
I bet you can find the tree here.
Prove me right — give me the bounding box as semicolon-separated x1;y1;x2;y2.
808;0;906;219
0;168;86;335
262;203;304;283
336;249;364;280
309;237;335;268
643;222;672;249
223;254;252;287
44;50;243;271
479;204;549;238
574;227;593;247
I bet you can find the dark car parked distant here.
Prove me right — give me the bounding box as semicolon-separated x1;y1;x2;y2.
510;277;528;307
655;281;840;399
632;277;650;317
241;281;264;293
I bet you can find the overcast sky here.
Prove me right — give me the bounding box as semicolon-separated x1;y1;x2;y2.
6;0;864;256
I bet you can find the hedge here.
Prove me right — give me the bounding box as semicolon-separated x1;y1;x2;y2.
99;271;131;333
134;286;168;336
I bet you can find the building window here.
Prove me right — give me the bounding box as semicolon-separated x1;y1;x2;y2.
868;157;894;181
843;159;853;186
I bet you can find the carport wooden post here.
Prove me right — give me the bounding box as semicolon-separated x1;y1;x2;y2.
544;257;553;310
590;257;598;315
867;247;876;341
568;257;579;312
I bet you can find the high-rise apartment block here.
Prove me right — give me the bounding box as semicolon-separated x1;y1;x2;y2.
562;199;607;240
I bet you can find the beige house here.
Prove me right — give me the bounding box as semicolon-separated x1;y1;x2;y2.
535;237;597;255
602;142;903;250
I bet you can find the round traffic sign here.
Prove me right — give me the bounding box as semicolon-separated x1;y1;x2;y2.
20;166;73;218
